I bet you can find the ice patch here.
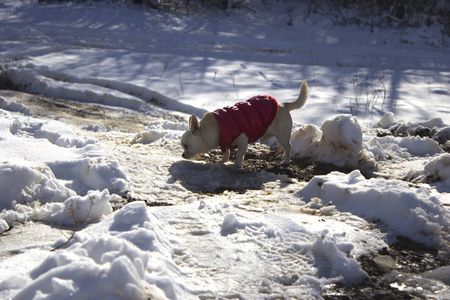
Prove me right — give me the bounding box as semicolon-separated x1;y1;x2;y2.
169;160;292;193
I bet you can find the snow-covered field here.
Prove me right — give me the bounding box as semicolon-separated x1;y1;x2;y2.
1;0;449;299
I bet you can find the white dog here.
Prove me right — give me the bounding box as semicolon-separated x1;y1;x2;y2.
181;81;309;167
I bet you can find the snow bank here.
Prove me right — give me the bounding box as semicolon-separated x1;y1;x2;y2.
0;109;128;231
4;66;148;111
297;170;450;247
3;64;208;117
291;115;377;170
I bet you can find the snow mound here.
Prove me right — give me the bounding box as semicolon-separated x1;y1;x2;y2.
0;109;128;231
9;202;189;300
291;115;377;170
297;170;450;248
131;120;187;145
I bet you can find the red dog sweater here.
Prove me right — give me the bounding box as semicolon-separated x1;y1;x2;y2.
212;95;279;153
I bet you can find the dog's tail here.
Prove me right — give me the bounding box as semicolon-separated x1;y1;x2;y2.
283;81;309;112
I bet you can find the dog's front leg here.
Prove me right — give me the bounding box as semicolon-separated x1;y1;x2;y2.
233;133;249;168
220;149;230;164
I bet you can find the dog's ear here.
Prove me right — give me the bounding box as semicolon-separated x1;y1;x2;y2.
189;114;199;133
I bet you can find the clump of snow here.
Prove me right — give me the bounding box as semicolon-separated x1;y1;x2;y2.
366;135;443;159
1;189;113;229
406;153;450;189
0;96;30;115
312;230;369;283
421;266;450;285
131;120;187;144
0;164;74;211
376;114;450;150
0;219;9;232
82;123;112;132
365;113;447;160
296;170;450;248
291;115;377;170
422;154;450;183
377;112;395;128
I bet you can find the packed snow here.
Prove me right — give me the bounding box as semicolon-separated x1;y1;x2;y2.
0;0;449;299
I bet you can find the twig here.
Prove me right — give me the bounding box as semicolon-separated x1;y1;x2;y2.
51;197;94;251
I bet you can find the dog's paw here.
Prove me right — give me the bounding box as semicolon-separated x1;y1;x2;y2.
233;162;243;168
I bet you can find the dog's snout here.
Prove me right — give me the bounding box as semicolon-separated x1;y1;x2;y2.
182;152;187;159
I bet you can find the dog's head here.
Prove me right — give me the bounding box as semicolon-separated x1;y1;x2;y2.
181;114;208;159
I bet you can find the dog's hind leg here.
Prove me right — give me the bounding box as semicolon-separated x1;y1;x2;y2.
275;132;292;165
220;149;230;163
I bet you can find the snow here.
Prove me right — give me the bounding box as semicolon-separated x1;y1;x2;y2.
291;114;377;170
297;170;450;248
0;110;128;228
0;0;449;299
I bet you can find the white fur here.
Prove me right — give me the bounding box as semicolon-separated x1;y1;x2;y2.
181;81;309;168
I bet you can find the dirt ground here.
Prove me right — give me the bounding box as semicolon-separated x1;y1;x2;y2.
1;90;449;299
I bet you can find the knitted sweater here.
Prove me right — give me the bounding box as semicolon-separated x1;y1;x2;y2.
212;95;279;152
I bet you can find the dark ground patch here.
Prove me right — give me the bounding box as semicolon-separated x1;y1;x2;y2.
323;236;450;300
194;144;355;184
